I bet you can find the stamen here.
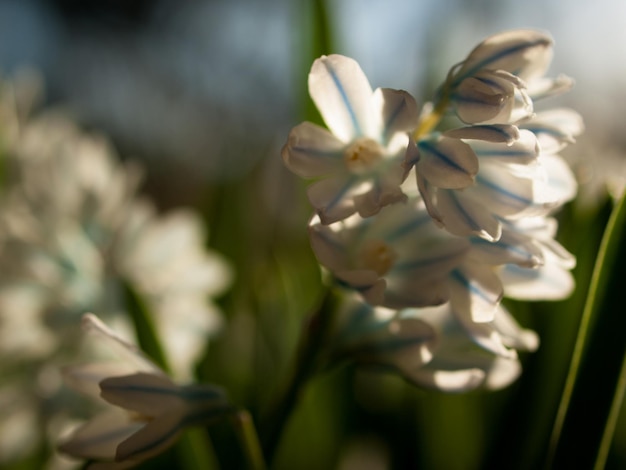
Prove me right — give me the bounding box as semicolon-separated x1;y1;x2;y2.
343;138;384;173
358;239;397;276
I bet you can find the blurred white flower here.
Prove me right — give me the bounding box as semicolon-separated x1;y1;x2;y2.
0;83;231;463
59;314;230;468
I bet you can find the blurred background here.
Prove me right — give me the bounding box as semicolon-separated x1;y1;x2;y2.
0;0;625;469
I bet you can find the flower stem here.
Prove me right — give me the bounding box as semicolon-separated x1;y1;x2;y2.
260;288;338;464
413;94;450;139
123;280;171;374
546;191;626;469
231;410;267;470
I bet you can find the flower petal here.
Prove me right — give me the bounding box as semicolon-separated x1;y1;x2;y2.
309;54;375;142
470;129;539;164
453;70;532;124
81;314;164;376
408;368;486;392
115;409;184;463
352;165;407;218
483;356;522;390
542;154;578;205
444;124;520;145
453;29;553;83
499;260;575;300
307;174;359;224
372;88;419;141
468;161;539;218
492;305;539;352
527;74;575;100
417;136;478;189
59;409;143;460
63;362;142;398
99;373;183;416
520;108;584;153
449;263;503;323
469;229;543;268
282;122;345;177
427;188;502;241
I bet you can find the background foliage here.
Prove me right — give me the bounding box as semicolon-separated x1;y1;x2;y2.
1;0;626;468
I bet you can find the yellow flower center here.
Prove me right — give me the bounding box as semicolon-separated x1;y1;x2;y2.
343;138;384;173
358;239;397;276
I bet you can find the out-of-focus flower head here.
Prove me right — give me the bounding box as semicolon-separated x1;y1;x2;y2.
0;77;232;463
59;314;231;468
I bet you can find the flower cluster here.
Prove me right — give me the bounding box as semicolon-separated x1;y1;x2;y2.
0;83;232;463
282;29;582;391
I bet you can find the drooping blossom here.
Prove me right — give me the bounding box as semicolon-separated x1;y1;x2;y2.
59;314;231;468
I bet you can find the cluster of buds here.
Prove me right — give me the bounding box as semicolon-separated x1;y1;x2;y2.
282;29;583;391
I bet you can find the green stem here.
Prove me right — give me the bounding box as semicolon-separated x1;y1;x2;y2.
123;281;171;373
260;288;338;464
413;94;450;139
546;192;626;469
232;410;267;470
596;353;626;469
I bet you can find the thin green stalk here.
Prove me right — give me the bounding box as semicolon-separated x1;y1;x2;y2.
177;429;220;470
260;288;338;464
596;354;626;469
123;280;171;373
232;410;267;470
546;191;626;469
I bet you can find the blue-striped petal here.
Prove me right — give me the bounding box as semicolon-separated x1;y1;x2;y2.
470;129;539;163
307;174;360;224
309;54;374;142
499;260;575;301
99;373;183;416
372;87;419;143
58;409;143;460
449;264;503;323
282;122;345;177
444;124;520;145
452;30;553;84
115;409;184;462
417;136;478;189
429;188;502;241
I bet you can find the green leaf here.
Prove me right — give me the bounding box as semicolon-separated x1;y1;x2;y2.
123;281;171;374
547;191;626;469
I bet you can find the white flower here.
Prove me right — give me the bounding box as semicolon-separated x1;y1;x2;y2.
282;54;419;224
309;198;469;308
115;202;232;379
495;217;576;300
0;109;231;378
59;314;231;468
400;303;538;392
411;126;565;241
446;29;572;124
329;292;437;376
518;108;584;154
0;93;232;463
